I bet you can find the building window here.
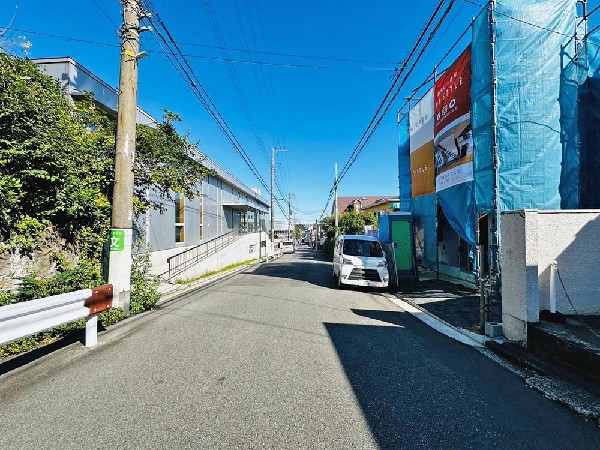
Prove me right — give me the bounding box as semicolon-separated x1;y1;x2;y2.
175;193;185;243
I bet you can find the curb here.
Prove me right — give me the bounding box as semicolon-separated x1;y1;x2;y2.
387;293;489;348
484;340;546;375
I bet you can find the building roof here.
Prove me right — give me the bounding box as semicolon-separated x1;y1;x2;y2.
33;56;269;210
335;196;397;214
362;197;400;209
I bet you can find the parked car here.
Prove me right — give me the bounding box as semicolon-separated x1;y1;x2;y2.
332;235;388;289
280;240;295;254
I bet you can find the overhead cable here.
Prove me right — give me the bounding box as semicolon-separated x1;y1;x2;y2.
318;0;454;219
141;0;289;220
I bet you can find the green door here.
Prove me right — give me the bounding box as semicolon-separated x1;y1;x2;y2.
391;220;414;271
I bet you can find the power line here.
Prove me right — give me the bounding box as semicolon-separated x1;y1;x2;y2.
163;38;399;66
338;0;452;181
588;4;600;18
3;27;396;72
319;0;455;219
88;0;120;30
140;0;290;221
200;0;290;213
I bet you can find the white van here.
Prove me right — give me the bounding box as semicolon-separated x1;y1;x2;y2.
280;240;295;254
332;235;389;289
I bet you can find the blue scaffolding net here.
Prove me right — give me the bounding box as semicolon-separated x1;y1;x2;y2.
472;0;580;213
398;114;412;212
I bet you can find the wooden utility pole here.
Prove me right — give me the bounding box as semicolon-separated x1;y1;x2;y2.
108;0;143;313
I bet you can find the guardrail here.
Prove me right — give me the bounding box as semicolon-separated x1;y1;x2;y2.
0;284;114;349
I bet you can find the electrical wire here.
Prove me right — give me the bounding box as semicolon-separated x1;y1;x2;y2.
141;0;290;220
319;0;456;220
397;20;472;123
556;266;600;340
3;27;394;72
175;38;399;65
89;0;120;30
588;3;600;18
201;0;291;214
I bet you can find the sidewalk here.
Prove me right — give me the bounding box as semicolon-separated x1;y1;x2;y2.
394;272;500;334
392;273;600;423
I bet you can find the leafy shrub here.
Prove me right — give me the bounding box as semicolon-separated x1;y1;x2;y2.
16;258;103;303
0;291;16;307
129;252;160;314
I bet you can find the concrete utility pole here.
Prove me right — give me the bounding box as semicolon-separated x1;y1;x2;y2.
271;148;275;254
108;0;143;313
334;162;338;229
288;193;292;240
270;147;286;254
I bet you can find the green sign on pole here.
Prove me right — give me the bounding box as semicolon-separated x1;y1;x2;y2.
110;229;125;252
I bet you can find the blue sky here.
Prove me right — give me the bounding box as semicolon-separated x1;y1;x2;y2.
2;1;483;223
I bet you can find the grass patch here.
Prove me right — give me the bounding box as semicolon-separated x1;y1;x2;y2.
176;259;257;284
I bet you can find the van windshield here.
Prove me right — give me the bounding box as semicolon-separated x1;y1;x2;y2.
343;239;383;257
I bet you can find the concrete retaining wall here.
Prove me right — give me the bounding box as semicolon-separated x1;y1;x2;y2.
166;232;271;282
501;210;600;341
148;233;273;278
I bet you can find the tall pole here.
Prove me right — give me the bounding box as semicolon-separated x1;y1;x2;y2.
288;193;292;240
334;163;338;230
271;148;275;255
270;147;286;254
108;0;142;313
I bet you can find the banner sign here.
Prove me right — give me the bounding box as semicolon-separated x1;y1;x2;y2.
434;46;473;192
408;89;435;197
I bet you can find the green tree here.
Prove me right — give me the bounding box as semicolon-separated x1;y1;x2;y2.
321;212;377;259
0;53;219;355
0;54;213;258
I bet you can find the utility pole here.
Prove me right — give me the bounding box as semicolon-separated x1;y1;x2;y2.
288;193;292;240
108;0;144;313
271;148;275;255
334;162;338;230
270;147;286;255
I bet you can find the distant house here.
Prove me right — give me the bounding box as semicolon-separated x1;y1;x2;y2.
360;197;400;219
334;196;399;216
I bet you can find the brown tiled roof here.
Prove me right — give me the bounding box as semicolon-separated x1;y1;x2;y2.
334;196;396;214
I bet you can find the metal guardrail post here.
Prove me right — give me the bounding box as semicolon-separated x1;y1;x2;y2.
86;315;98;347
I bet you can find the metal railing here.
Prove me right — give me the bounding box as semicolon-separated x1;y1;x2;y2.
0;284;114;348
167;227;263;282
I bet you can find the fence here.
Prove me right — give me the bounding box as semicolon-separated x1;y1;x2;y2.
167;228;245;282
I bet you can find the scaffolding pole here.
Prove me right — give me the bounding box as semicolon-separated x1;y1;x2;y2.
481;0;500;330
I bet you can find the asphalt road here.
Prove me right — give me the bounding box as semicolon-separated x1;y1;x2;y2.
1;247;600;449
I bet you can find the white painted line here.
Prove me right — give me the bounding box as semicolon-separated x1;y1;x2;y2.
387;295;485;348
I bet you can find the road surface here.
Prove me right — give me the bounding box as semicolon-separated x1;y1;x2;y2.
1;247;599;449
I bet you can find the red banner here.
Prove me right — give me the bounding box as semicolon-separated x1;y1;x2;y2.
433;46;473;192
434;46;471;136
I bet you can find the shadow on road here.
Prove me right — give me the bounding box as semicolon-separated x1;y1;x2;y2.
242;248;339;289
0;333;84;376
323;308;600;449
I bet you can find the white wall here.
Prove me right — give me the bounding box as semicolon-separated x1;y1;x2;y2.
150;232;271;279
501;210;600;341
